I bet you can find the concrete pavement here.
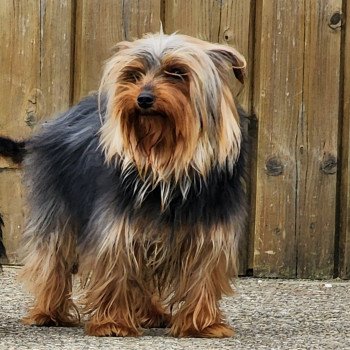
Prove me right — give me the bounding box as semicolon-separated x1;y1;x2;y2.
0;266;349;350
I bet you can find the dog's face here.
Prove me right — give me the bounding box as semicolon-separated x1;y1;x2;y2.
100;33;246;181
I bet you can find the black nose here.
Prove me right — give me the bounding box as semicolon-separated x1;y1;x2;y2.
137;91;154;109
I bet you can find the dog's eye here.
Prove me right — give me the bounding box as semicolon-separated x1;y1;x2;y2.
164;67;188;81
124;70;143;83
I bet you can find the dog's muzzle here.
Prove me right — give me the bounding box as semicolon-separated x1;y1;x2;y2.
137;91;154;109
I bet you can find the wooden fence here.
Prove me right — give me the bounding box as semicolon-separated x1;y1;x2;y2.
0;0;349;279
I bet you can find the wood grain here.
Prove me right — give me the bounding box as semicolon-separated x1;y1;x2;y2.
0;1;73;263
73;0;161;102
253;0;305;277
339;1;350;279
297;0;342;279
253;0;343;278
0;1;40;140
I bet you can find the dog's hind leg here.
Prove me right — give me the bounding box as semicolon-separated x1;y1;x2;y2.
19;228;79;327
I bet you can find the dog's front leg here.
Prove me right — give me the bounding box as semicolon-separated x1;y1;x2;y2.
168;229;237;338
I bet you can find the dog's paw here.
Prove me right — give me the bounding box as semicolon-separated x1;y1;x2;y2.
86;322;141;337
22;311;79;327
170;322;234;338
196;323;235;338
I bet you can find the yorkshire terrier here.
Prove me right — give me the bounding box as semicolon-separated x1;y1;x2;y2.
0;33;248;338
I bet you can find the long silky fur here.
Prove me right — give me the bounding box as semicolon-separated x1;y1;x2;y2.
13;33;249;337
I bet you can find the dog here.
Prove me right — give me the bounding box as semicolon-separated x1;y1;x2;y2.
0;32;248;338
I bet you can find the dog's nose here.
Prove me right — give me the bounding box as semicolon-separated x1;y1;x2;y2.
137;91;154;109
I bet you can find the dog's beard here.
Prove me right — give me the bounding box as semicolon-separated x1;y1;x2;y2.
125;110;177;170
134;114;173;156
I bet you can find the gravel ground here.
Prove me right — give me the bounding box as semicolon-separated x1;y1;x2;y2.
0;266;349;350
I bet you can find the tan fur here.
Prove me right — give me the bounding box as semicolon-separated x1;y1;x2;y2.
20;33;246;338
19;230;79;326
78;211;239;337
99;33;245;208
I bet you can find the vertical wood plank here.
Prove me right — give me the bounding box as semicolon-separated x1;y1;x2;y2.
164;1;221;41
297;0;342;279
339;1;350;279
73;0;161;102
0;1;73;263
253;0;305;277
0;1;40;140
39;1;74;116
164;0;253;274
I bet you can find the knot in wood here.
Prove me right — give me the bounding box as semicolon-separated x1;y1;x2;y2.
328;12;344;30
320;155;337;174
265;157;284;176
223;28;233;42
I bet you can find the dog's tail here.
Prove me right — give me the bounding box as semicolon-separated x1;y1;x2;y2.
0;137;26;164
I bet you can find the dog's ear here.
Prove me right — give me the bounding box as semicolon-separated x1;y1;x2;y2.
207;44;246;84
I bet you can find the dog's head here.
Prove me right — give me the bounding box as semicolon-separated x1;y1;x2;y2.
99;33;246;182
